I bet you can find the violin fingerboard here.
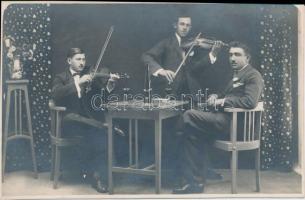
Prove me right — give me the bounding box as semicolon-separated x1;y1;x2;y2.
119;73;130;79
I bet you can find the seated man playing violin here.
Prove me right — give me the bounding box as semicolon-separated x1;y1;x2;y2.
52;47;122;193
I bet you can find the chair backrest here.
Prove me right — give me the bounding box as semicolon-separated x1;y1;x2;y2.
242;102;263;142
49;100;66;139
224;102;264;142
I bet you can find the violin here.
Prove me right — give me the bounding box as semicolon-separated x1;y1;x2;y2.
181;36;229;49
83;67;130;93
85;66;130;84
91;71;130;80
173;33;229;80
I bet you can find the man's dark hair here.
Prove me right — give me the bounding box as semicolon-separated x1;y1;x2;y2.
67;48;85;59
175;15;191;22
174;8;191;22
229;41;251;57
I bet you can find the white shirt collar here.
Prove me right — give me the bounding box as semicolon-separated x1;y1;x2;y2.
235;64;249;73
69;68;78;76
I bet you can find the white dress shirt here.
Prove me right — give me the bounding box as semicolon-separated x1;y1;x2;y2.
70;68;82;98
70;68;115;99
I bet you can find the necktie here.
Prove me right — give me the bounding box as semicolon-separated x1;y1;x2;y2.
180;37;186;47
233;71;238;82
180;37;187;59
232;71;240;88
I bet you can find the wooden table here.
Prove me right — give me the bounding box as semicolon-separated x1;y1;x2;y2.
106;100;187;194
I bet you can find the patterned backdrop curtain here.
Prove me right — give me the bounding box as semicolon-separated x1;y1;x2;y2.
3;4;52;171
259;5;297;171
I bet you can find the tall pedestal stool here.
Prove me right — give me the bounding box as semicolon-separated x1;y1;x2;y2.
2;80;38;182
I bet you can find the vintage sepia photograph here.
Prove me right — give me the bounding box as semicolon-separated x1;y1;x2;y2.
1;2;304;199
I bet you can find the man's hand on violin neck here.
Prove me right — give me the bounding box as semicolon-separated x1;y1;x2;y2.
109;73;120;82
158;69;175;83
211;40;225;57
79;74;92;85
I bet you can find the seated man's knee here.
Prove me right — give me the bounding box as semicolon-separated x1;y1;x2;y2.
182;110;196;124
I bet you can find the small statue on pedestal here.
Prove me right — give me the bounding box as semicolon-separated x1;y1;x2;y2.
4;35;35;80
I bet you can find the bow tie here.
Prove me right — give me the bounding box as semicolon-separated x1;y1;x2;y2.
72;72;81;77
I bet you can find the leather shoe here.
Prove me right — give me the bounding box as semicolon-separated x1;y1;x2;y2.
207;169;223;180
172;183;204;194
80;171;89;183
91;176;108;193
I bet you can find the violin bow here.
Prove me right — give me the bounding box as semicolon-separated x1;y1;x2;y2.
91;26;114;77
86;26;114;92
173;32;202;78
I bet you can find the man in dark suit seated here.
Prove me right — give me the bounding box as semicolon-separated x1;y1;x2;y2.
51;47;121;193
173;41;264;194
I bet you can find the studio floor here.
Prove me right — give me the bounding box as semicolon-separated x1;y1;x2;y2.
1;169;302;198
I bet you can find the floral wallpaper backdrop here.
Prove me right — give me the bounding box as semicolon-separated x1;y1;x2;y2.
259;5;297;171
3;4;52;171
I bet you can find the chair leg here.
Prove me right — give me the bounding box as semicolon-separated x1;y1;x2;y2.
231;150;238;194
255;148;260;192
53;146;61;189
50;145;55;180
2;138;7;183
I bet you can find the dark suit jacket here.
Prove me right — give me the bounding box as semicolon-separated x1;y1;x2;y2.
142;35;212;96
52;66;110;122
219;65;264;109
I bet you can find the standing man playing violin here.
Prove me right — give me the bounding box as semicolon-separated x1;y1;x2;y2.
52;48;120;193
141;15;226;184
142;15;225;97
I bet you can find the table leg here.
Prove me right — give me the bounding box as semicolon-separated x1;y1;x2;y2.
129;119;133;166
107;115;113;194
154;117;162;194
135;119;139;168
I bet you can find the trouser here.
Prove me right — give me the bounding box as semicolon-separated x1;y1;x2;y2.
178;109;231;185
62;120;108;178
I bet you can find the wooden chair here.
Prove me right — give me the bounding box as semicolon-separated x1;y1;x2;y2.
49;100;83;189
49;100;120;189
214;102;264;193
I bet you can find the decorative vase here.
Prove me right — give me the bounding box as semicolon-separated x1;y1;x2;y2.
10;58;23;80
4;35;34;80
